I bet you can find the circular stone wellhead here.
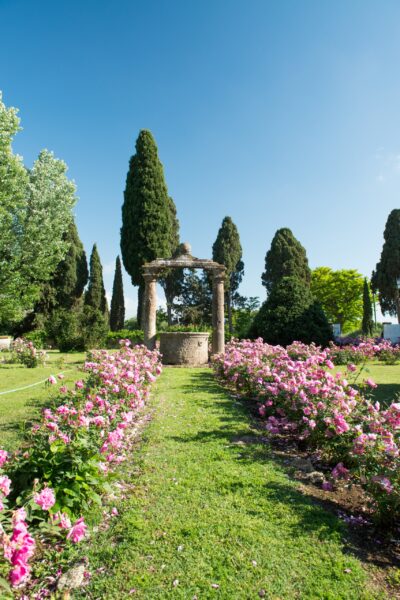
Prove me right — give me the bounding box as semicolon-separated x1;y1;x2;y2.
159;332;210;365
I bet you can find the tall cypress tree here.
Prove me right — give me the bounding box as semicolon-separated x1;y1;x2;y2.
121;130;177;325
212;216;244;334
160;196;182;325
361;278;374;336
110;255;125;331
262;228;311;294
53;220;88;309
371;209;400;322
85;244;108;315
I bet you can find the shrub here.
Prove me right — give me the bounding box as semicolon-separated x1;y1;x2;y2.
213;339;400;524
24;329;47;349
106;329;144;348
10;338;47;368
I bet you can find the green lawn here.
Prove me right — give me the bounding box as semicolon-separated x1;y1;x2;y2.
334;361;400;407
81;368;384;599
0;350;85;450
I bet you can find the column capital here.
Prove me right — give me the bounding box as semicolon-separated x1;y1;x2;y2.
213;269;225;283
143;270;158;283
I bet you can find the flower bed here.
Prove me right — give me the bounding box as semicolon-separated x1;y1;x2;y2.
0;341;162;593
212;338;400;524
329;338;400;365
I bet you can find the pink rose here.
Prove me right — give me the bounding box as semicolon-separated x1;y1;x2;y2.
67;517;87;543
34;487;56;511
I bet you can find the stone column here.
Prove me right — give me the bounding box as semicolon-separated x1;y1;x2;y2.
212;271;225;355
143;272;157;350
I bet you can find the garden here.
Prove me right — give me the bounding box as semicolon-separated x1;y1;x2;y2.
2;91;400;598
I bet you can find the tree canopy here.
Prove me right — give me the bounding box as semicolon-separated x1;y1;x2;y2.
361;278;374;336
371;209;400;322
212;216;244;333
110;255;125;331
311;267;364;332
261;228;310;294
121;130;178;323
85;244;108;316
0;93;77;329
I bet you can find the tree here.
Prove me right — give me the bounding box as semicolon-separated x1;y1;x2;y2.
85;244;108;316
0;92;28;326
110;256;125;331
251;277;332;347
371;209;400;322
262;228;311;294
173;270;212;326
0;93;77;329
212;216;243;333
361;278;374;336
311;267;364;332
160;197;182;325
121;130;177;325
52;220;88;310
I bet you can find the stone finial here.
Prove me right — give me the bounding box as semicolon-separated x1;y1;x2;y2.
180;241;192;255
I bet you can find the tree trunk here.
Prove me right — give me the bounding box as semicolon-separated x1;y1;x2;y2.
165;290;174;326
226;290;233;335
137;284;145;329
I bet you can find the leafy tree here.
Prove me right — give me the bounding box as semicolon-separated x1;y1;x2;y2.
212;216;243;334
110;255;125;331
262;228;311;294
361;278;374;336
174;270;212;326
85;244;108;316
251;277;331;346
311;267;364;332
121;130;177;325
371;209;400;322
0;95;77;329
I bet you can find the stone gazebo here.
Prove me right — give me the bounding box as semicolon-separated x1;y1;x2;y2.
142;243;226;363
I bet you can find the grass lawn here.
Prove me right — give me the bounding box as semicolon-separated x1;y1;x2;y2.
81;368;384;599
0;350;85;450
334;361;400;407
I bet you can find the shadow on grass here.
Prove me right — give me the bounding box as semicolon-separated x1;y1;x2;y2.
172;369;400;571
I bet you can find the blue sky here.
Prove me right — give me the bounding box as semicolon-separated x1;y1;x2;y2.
1;0;400;320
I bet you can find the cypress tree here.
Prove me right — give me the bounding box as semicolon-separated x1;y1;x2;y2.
53;220;88;309
371;209;400;322
212;216;244;334
160;196;182;325
262;228;311;294
121;130;177;325
110;255;125;331
85;244;108;315
362;278;374;336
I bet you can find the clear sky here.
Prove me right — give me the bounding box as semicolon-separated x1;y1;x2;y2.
1;0;400;320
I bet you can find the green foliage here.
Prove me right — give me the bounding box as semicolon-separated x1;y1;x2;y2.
110;256;125;331
372;209;400;320
311;267;364;332
159;198;182;324
124;317;139;331
52;220;88;310
24;329;47;349
105;329;144;348
121;130;178;321
47;308;85;352
231;296;260;338
0;95;77;329
212;216;244;333
362;278;374;336
173;270;212;326
85;244;108;316
261;228;311;293
251;277;332;346
80;305;108;349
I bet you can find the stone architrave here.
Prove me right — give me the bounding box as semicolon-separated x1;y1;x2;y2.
142;243;225;356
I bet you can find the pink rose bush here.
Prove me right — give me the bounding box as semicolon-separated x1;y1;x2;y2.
213;338;400;523
0;341;161;589
329;338;400;366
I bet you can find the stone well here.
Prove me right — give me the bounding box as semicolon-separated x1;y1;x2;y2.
159;332;210;365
